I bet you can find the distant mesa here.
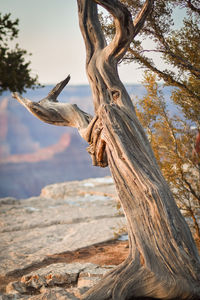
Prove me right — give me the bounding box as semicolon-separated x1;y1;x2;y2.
0;84;172;198
0;132;70;164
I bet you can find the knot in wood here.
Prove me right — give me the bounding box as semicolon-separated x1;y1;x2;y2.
86;117;108;168
111;90;120;103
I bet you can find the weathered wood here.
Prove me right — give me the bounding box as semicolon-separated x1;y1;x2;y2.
13;0;200;299
12;76;92;135
77;1;200;299
82;104;200;299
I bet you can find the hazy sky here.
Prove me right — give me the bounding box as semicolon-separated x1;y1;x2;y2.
1;0;183;85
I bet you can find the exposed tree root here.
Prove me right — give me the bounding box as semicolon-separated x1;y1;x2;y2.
82;254;200;300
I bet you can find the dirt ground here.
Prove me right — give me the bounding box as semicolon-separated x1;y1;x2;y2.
1;238;199;294
0;239;129;292
50;237;200;266
49;239;129;266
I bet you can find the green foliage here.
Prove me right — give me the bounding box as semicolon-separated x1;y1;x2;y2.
0;13;40;94
101;0;200;123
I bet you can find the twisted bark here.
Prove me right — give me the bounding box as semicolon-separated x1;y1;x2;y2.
13;0;200;299
78;1;200;299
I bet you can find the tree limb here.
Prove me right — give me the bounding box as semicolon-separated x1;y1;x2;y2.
77;0;136;113
133;0;155;38
181;172;200;205
94;0;154;62
12;76;92;137
147;17;200;76
94;0;134;62
187;0;200;15
47;75;71;101
135;49;200;76
129;48;200;101
77;0;106;65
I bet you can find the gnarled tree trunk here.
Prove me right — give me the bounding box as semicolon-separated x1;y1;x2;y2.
13;0;200;299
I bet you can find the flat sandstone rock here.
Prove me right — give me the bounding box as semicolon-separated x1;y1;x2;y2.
0;177;125;286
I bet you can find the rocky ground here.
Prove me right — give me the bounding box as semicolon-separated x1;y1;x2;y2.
0;177;128;299
1;176;199;300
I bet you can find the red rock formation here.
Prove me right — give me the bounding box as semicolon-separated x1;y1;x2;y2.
0;132;70;163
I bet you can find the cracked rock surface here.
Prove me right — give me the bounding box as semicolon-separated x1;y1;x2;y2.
0;177;126;299
3;263;114;300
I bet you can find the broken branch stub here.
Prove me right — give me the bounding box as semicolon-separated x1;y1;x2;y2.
47;75;71;101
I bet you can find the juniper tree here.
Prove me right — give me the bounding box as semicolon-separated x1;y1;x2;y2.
12;1;200;299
